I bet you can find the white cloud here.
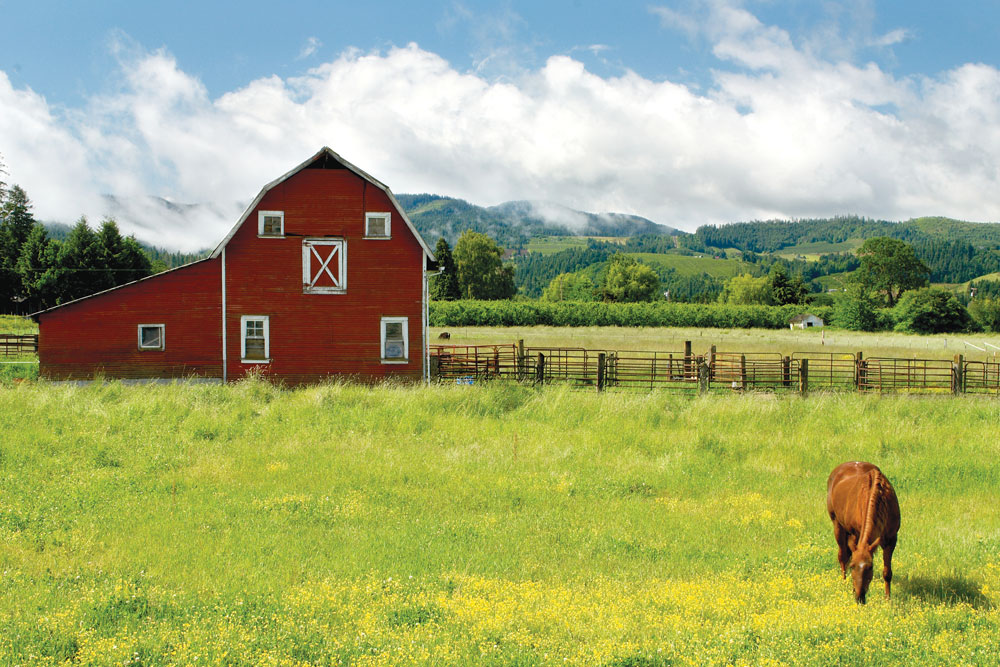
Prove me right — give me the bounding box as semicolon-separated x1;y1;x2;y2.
297;37;322;60
2;9;1000;252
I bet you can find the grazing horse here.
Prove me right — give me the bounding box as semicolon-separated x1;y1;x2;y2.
826;461;901;604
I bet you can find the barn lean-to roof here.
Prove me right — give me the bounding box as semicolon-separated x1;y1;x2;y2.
210;146;436;262
30;147;436;319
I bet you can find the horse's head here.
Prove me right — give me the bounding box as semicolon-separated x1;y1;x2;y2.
849;538;880;604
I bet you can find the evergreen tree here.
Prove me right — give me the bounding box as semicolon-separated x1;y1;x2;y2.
96;218;152;290
55;217;104;303
0;185;37;312
768;263;808;305
430;237;461;300
16;224;59;311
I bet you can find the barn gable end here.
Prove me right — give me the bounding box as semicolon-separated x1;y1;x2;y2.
35;148;434;384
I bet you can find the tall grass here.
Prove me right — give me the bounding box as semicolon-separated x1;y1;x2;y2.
1;379;998;664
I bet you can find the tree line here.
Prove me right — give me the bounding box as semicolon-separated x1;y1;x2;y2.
0;175;154;314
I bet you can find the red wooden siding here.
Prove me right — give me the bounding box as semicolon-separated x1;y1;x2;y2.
35;150;429;385
224;168;425;384
38;259;223;380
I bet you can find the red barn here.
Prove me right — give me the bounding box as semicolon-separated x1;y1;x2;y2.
33;147;436;384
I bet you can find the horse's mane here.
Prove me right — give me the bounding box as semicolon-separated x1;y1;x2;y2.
859;469;884;549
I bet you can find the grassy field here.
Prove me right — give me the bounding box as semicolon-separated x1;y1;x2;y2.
1;379;999;665
431;325;1000;362
628;253;755;279
525;236;626;256
774;239;863;261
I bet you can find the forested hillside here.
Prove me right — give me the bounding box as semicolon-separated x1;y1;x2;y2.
397;194;675;249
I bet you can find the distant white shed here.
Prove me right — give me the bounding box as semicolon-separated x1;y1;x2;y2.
789;313;824;329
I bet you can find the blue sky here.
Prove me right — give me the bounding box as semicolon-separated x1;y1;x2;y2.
2;1;1000;250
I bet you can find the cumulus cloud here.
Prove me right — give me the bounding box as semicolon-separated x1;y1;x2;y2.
1;5;1000;252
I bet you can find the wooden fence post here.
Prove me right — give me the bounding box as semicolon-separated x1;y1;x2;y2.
740;354;747;391
429;355;440;381
517;339;525;380
684;340;693;380
799;358;809;396
597;352;606;392
698;360;710;394
709;345;716;383
953;354;964;395
536;352;546;385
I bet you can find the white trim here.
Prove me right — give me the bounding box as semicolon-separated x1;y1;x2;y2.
364;211;391;239
302;238;347;294
380;316;409;363
137;324;165;350
221;249;227;382
257;210;285;237
210;147;435;263
241;315;270;363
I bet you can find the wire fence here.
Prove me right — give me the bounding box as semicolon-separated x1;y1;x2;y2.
431;341;1000;396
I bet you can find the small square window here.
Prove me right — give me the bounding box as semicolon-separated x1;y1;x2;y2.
241;316;270;362
138;324;164;350
381;317;408;363
258;211;284;237
365;212;391;238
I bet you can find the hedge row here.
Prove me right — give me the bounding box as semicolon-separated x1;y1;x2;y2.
430;300;834;329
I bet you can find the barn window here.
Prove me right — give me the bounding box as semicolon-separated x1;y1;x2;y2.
241;316;270;362
380;317;408;363
258;210;284;237
302;239;346;294
365;212;391;239
137;324;164;351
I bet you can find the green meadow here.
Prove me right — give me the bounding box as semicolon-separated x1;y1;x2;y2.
1;377;999;665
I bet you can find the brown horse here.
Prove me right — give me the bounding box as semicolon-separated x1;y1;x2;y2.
826;461;901;604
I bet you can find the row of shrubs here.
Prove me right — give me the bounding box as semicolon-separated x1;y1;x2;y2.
430;300;834;329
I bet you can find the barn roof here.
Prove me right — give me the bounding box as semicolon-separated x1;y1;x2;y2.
29;257;216;319
210;146;435;262
788;313;822;324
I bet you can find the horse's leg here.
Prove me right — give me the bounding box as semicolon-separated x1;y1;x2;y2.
882;534;897;600
833;522;850;578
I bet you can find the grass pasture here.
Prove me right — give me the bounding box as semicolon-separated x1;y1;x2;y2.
1;379;999;665
431;325;1000;362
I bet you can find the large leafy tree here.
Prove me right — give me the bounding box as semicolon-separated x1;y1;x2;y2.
453;230;516;300
854;237;930;307
430;237;461;300
892;287;974;334
719;273;773;305
832;284;883;331
542;272;596;302
599;254;659;302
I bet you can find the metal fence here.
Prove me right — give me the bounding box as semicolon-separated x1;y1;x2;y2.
0;334;37;357
431;341;1000;397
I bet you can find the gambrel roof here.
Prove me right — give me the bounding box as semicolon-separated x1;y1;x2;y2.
210;146;435;262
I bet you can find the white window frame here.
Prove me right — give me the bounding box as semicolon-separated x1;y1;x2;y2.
380;316;408;364
258;210;285;237
364;212;391;239
302;238;347;294
137;324;165;351
241;315;270;363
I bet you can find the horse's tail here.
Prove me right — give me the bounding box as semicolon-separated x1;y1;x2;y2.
859;469;882;548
